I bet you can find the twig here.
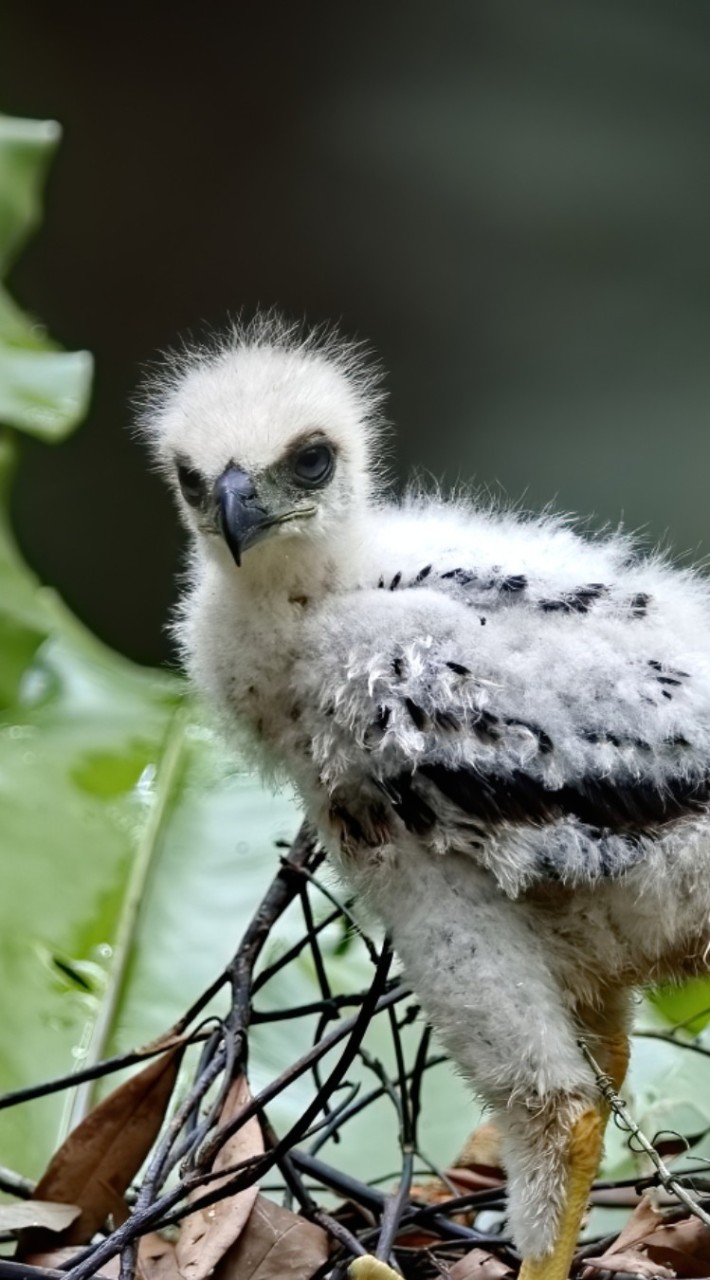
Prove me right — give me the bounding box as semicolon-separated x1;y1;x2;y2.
0;1165;35;1198
0;1028;210;1113
634;1029;710;1059
580;1039;710;1228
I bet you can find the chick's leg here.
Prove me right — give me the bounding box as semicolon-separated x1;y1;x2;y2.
517;1103;603;1280
371;851;604;1263
518;998;631;1280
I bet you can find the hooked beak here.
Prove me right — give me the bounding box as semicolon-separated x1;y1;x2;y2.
215;466;271;567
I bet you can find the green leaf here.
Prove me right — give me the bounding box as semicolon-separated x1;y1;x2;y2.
0;345;92;441
649;976;710;1036
0;116;92;439
0;115;60;275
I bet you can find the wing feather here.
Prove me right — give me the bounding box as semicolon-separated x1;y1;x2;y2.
297;578;710;889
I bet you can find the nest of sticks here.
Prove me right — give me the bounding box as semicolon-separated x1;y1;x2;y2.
2;824;710;1280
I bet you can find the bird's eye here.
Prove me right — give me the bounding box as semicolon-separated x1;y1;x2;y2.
176;462;205;507
292;443;335;488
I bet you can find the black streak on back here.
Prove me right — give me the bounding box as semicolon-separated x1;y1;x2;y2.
417;762;710;834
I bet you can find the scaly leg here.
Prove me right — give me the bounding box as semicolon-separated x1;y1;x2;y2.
518;1104;604;1280
518;1009;631;1280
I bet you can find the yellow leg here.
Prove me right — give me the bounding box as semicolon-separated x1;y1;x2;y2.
518;1105;604;1280
601;1029;630;1095
517;1021;629;1280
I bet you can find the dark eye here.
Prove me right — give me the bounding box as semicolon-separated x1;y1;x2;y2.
176;462;205;507
292;443;335;488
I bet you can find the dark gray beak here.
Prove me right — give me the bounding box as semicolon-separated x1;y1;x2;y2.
215;465;271;567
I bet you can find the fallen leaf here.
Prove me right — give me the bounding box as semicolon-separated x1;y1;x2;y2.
176;1075;265;1280
582;1194;710;1278
643;1215;710;1264
606;1193;667;1253
139;1232;182;1280
582;1250;675;1277
17;1047;182;1254
449;1247;514;1278
445;1166;507;1192
213;1194;329;1280
21;1246;120;1278
453;1122;505;1175
0;1201;80;1233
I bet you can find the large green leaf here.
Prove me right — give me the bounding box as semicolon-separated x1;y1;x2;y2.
0;116;92;439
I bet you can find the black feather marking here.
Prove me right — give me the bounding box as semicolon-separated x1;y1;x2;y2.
539;583;608;614
433;709;461;732
418;761;710;835
389;572;402;591
392;656;405;678
630;592;651;617
415;564;432;582
499;574;528;593
379;774;437;835
506;718;554;754
441;568;477;586
330;804;367;845
647;661;689;681
446;660;471;676
662;690;673;700
377;576;385;588
471;709;500;742
375;705;391;733
405;698;429;731
582;729;653;751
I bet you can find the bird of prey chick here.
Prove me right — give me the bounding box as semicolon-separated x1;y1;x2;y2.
141;313;710;1279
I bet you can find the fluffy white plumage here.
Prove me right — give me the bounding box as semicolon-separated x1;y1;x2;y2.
141;314;710;1273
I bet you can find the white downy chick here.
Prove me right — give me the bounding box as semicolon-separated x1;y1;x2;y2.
140;312;710;1275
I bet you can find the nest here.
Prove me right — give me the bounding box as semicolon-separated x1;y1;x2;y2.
2;825;710;1280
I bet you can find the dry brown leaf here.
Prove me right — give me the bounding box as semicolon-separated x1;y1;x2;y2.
17;1047;181;1255
643;1215;710;1264
445;1166;507;1193
449;1247;514;1278
453;1122;505;1175
580;1190;666;1278
582;1194;710;1278
21;1246;120;1278
582;1250;675;1277
176;1075;265;1280
0;1201;80;1233
139;1232;182;1280
213;1194;329;1280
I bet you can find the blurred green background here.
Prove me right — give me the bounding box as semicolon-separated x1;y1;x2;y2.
4;0;710;665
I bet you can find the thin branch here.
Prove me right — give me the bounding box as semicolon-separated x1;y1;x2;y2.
0;1165;35;1199
580;1039;710;1229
